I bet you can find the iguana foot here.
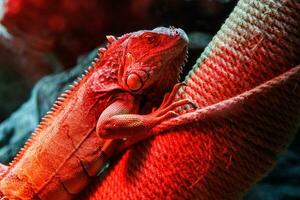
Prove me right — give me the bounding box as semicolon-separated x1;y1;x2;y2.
102;83;196;152
144;83;195;125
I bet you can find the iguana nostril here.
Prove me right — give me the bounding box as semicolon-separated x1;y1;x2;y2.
126;73;143;91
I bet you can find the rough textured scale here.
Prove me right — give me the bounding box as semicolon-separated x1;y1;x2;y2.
0;27;191;199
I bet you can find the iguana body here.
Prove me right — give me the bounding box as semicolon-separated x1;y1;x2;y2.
0;27;190;199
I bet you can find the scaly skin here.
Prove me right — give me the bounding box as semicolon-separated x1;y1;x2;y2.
0;27;190;199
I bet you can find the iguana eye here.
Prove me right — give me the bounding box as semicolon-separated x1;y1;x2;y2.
143;33;159;45
145;35;155;43
126;73;143;91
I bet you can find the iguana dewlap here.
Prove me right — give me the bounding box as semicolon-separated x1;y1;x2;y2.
0;27;191;200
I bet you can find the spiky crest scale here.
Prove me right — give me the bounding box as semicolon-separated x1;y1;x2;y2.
3;50;102;175
106;35;116;43
99;48;106;53
4;30;121;173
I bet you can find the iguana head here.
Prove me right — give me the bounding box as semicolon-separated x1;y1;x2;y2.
98;27;189;97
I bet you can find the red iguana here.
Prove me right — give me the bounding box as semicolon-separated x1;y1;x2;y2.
0;27;193;199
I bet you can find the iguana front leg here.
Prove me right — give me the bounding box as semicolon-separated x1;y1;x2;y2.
96;84;195;151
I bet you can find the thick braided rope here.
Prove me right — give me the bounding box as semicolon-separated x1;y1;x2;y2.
81;1;300;199
178;0;300;106
155;65;300;133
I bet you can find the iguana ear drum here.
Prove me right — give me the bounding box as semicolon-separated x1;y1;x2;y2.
126;73;143;91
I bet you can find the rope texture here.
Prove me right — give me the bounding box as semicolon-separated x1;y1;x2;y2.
80;0;300;199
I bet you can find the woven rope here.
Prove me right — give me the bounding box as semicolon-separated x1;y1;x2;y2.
179;0;300;107
80;0;300;199
155;66;300;133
